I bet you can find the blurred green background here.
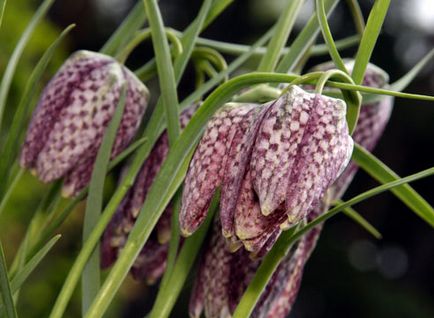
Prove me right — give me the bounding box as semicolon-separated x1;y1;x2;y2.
0;0;433;317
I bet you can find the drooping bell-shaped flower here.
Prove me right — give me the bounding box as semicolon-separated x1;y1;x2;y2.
180;86;353;254
101;105;197;283
20;50;150;197
189;62;394;318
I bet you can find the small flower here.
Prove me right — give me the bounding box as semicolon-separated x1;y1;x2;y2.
180;86;353;254
101;105;198;283
20;50;150;197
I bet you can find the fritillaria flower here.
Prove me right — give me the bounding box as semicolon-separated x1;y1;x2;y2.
20;50;150;197
180;85;354;254
101;105;197;283
189;61;393;318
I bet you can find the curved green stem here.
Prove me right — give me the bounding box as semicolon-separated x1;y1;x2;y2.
316;0;348;73
345;0;365;35
192;46;228;74
116;28;183;64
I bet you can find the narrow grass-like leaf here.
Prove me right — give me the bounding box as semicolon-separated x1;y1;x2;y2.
0;241;17;318
338;201;382;239
81;84;127;314
99;1;147;56
0;0;6;28
204;0;234;27
316;0;347;73
353;144;434;227
143;0;180;142
233;166;434;318
390;49;434;92
276;0;339;73
0;0;55;135
150;194;219;318
84;71;434;318
10;235;60;293
0;235;61;315
0;24;75;194
0;169;24;218
351;0;391;84
257;0;303;72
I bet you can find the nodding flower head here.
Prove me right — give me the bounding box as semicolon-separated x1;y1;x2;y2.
20;50;150;197
180;86;353;254
101;105;198;283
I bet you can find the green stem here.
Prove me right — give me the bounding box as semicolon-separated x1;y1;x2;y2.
81;84;128;314
178;31;359;58
150;194;219;318
345;0;365;35
0;241;17;318
257;0;304;72
115;28;183;64
351;0;391;84
0;169;24;218
316;0;348;73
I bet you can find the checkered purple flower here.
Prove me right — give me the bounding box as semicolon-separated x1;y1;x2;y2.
180;86;353;254
188;61;393;318
20;50;150;197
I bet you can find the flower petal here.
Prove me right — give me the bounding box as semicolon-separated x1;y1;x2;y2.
180;103;258;236
250;87;317;216
220;103;271;239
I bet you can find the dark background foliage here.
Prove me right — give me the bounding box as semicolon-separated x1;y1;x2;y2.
1;0;433;317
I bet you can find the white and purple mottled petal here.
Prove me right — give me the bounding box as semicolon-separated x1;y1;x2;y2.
180;103;258;236
220;103;270;239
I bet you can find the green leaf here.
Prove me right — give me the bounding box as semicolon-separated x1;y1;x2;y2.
257;0;304;72
81;83;128;314
337;200;382;239
276;0;339;73
99;1;147;56
10;235;61;293
351;0;391;84
0;0;6;28
0;235;61;315
144;0;181;143
0;24;75;195
150;193;219;318
353;144;434;227
233;165;434;318
0;241;17;318
390;49;434;92
0;0;55;137
315;0;348;73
